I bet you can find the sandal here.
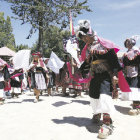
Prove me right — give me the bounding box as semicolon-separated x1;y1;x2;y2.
98;124;113;139
128;108;140;116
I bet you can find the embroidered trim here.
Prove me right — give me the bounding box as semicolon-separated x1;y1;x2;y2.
90;43;109;55
124;49;140;60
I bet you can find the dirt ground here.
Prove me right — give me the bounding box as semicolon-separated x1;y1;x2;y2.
0;90;140;140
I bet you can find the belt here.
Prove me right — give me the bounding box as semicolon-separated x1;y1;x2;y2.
36;71;42;73
92;59;107;65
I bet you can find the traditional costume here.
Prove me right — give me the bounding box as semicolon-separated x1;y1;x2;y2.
7;57;23;98
122;37;140;115
64;36;84;97
47;69;54;96
28;52;47;102
10;68;24;97
55;62;70;96
68;57;83;97
0;58;10;104
76;20;121;139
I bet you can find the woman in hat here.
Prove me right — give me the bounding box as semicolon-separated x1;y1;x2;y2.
122;37;140;115
76;20;121;139
29;52;48;103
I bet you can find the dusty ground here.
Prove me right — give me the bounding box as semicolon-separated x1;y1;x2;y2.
0;90;140;140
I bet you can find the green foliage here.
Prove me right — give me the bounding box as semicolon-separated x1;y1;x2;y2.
4;0;92;51
43;26;70;58
0;12;16;50
15;44;30;52
6;0;91;29
32;26;70;59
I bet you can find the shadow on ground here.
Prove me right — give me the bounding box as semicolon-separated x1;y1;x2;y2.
71;100;90;105
22;99;43;103
115;105;131;115
52;101;69;107
52;116;101;133
6;101;22;104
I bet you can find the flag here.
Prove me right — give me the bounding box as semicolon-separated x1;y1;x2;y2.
47;51;65;74
69;9;75;35
65;36;81;67
13;50;31;70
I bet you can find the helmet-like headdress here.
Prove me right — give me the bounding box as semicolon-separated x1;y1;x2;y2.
75;20;94;39
124;35;140;48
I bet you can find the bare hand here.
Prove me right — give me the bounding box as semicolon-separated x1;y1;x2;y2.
112;76;118;85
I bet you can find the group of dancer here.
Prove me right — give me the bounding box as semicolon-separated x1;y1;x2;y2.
0;20;140;139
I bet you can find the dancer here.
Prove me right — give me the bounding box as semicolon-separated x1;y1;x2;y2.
0;58;10;104
47;69;54;96
10;68;24;98
138;47;140;88
69;56;83;97
28;52;48;103
122;37;140;115
76;20;121;139
8;58;24;98
54;54;71;96
55;62;70;97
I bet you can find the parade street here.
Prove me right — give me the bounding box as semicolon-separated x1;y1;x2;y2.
0;91;140;140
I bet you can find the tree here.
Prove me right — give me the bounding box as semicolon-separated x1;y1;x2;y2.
15;44;30;52
0;12;16;50
43;26;70;58
4;0;91;52
32;25;70;59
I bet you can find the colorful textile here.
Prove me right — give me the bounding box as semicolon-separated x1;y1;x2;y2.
133;101;140;109
67;62;92;83
97;37;120;53
11;73;23;79
80;39;131;92
80;44;88;61
4;80;11;91
69;80;83;90
118;71;131;92
103;113;112;125
80;36;120;61
124;47;140;60
32;52;41;57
